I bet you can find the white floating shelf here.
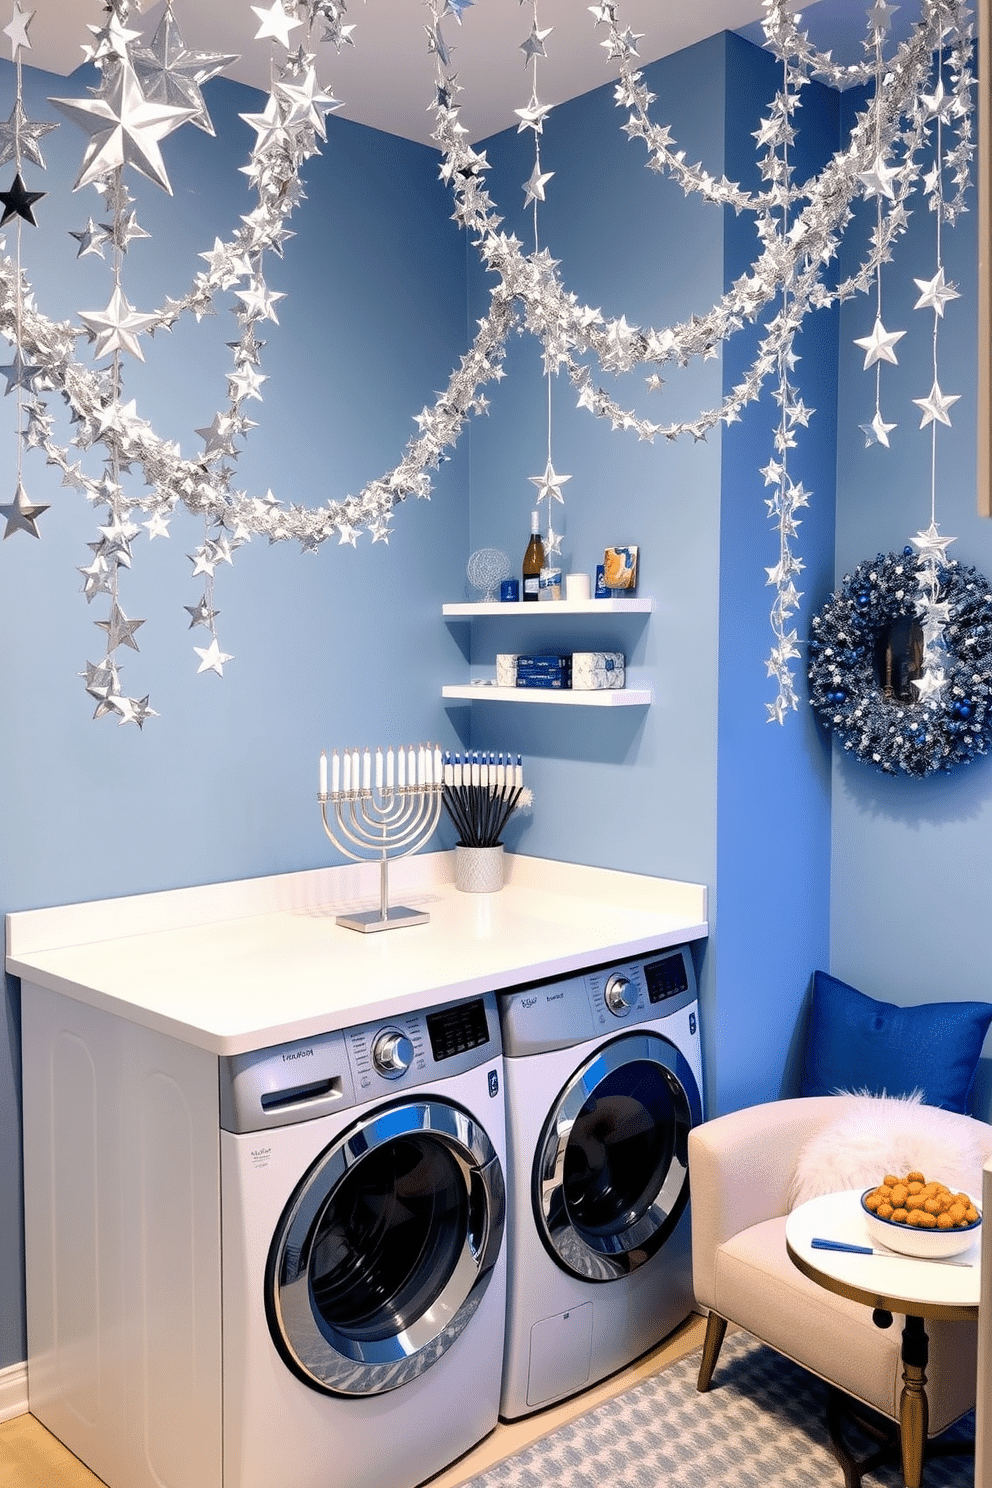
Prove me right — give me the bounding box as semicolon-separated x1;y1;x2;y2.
442;598;653;617
441;685;653;707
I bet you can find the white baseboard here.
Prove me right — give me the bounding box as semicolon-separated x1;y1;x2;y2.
0;1359;29;1423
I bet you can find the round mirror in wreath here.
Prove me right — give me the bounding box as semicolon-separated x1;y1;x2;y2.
807;549;992;777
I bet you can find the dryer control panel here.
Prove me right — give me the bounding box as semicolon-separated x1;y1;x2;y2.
219;991;502;1132
499;945;697;1058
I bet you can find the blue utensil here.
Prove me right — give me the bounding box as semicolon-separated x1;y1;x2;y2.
811;1237;973;1266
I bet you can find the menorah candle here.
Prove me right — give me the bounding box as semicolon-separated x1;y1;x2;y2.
472;753;481;787
408;747;416;785
362;749;371;791
332;749;340;793
342;750;351;792
351;749;360;789
398;747;406;788
319;750;328;796
376;748;383;790
434;746;443;782
444;751;454;786
424;747;433;785
418;746;426;785
387;748;394;788
515;754;523;787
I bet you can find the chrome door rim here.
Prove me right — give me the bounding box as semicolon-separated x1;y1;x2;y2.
267;1098;505;1395
534;1030;700;1281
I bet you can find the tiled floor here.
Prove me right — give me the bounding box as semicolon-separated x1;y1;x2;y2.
0;1314;706;1488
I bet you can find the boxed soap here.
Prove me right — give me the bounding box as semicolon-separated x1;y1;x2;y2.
571;652;625;690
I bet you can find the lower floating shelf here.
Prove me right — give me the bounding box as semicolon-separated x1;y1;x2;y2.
441;685;653;707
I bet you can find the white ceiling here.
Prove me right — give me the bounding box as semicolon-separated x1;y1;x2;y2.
23;0;822;147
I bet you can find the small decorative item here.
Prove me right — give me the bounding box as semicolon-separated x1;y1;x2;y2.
572;652;625;690
565;572;591;601
499;578;520;602
595;564;609;599
318;743;444;931
539;566;562;601
496;653;520;687
442;752;532;893
807;547;992;777
603;546;638;592
467;548;512;603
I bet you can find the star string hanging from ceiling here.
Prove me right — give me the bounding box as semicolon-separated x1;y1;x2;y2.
0;0;976;726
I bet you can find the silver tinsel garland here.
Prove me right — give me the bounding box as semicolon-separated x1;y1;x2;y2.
0;0;975;724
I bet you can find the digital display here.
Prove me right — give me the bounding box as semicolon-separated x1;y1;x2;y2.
426;998;490;1061
644;953;689;1004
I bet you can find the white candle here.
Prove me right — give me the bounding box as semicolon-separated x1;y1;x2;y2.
434;746;442;783
515;754;523;788
342;750;352;793
362;749;371;791
398;747;406;787
375;748;383;790
408;747;416;786
331;749;340;794
351;750;360;789
424;747;433;785
444;752;454;787
471;753;480;787
418;746;426;785
386;748;394;788
496;753;505;789
319;750;327;796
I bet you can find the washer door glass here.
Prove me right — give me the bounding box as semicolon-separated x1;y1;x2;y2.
534;1031;701;1281
267;1098;505;1396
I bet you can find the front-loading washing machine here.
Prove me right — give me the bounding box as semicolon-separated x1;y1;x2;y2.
498;945;703;1419
220;990;507;1488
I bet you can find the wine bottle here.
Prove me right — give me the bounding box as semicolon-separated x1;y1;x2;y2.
522;510;545;602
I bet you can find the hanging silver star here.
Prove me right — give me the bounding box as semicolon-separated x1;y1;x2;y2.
95;602;144;651
520;25;552;64
194;637;232;675
858;155;899;201
854;317;906;369
0;346;42;394
3;2;32;55
131;8;237;137
528;460;571;503
251;0;303;47
184;594;219;629
859;409;897;447
1;480;47;537
69;217;111;258
50;61;196;193
523;162;553;205
79;285;159;361
0;98;57;169
910;522;956;562
913;268;960;318
913;380;960;428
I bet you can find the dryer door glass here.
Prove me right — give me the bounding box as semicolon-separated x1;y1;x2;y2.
535;1031;701;1281
266;1098;505;1396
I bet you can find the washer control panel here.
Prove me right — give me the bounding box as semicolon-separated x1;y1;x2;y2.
498;945;698;1058
220;990;502;1132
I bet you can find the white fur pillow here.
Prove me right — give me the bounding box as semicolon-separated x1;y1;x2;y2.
788;1090;984;1211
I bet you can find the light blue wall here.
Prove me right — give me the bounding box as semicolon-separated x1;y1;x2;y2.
829;79;992;1115
0;61;469;1368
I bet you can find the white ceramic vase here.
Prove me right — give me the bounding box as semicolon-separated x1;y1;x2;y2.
454;844;505;894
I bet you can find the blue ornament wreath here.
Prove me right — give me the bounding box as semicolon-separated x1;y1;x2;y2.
807;549;992;777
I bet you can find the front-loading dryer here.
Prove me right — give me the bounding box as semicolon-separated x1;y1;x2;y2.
220;991;507;1488
498;946;703;1419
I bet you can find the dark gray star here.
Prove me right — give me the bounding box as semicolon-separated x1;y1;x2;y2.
0;170;44;225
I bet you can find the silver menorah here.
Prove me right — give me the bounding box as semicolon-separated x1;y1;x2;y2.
318;744;444;932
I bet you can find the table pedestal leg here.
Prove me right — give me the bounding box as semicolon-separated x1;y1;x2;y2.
899;1314;929;1488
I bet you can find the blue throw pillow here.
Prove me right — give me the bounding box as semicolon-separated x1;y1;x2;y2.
800;970;992;1114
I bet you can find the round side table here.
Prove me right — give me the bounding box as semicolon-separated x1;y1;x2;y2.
786;1188;980;1488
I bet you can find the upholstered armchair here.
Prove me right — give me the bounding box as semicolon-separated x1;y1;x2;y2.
689;1095;992;1443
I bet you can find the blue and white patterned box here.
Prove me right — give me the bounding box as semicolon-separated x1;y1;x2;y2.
571;652;625;690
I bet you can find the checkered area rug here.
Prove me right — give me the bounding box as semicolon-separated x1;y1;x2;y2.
462;1331;974;1488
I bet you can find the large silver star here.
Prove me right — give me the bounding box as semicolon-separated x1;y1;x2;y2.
131;9;237;138
523;162;553;205
0;98;57;169
79;285;158;361
910;522;956;562
913;380;960;428
1;480;48;538
520;24;552;64
95;601;144;652
50;60;196;193
3;3;32;56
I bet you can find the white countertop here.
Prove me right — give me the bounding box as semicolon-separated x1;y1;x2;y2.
6;852;707;1055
